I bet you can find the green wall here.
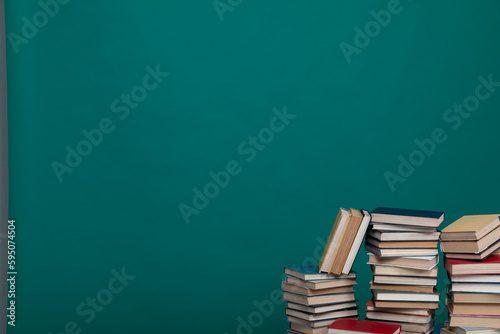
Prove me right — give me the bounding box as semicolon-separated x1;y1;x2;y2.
6;0;500;333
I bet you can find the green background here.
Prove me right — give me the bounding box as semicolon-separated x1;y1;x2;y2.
6;0;500;333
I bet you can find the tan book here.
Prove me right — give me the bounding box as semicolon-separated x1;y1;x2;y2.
373;275;437;286
448;299;500;316
370;282;434;293
366;299;432;315
449;315;500;328
281;282;353;296
449;292;500;304
286;308;358;322
319;208;351;273
374;300;439;309
372;265;438;277
282;291;355;306
441;214;500;240
372;319;434;333
368;253;438;270
287;301;358;314
286;276;356;290
342;210;372;274
366;236;437;249
441;328;457;334
330;209;363;275
442;224;500;253
445;239;500;260
366;311;432;324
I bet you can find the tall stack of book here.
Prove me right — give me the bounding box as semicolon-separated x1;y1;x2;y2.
283;266;359;334
364;207;444;334
284;207;372;334
440;214;500;329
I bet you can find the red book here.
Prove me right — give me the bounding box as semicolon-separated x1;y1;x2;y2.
445;255;500;275
327;319;401;334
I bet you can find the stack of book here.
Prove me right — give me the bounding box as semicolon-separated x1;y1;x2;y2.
441;214;500;329
364;207;444;334
442;326;500;334
284;207;372;334
283;266;359;334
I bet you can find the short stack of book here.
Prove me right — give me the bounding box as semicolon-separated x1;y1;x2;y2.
441;214;500;329
442;326;500;334
283;266;359;334
364;207;444;334
284;207;372;334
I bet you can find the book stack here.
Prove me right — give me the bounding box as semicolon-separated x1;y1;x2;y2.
283;266;359;334
440;214;500;329
442;326;500;334
327;318;401;334
364;207;444;334
284;207;372;334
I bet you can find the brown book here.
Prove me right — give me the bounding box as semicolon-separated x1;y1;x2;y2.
285;276;356;290
366;311;432;324
373;275;437;286
370;282;434;293
330;209;363;275
449;315;500;328
442;224;500;253
368;253;438;270
366;299;432;315
365;236;437;249
372;265;438;277
366;243;438;257
319;208;351;273
286;308;358;322
449;292;500;304
448;298;500;316
282;291;355;306
374;300;439;309
441;214;500;240
445;239;500;260
370;319;434;333
281;282;353;296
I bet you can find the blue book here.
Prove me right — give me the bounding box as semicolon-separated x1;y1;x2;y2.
371;207;444;228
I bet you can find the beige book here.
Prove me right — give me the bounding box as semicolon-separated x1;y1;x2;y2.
449;315;500;328
373;275;437;286
330;209;363;275
319;208;351;273
370;282;434;293
372;265;438;277
282;291;355;306
287;301;358;314
366;236;437;249
442;224;500;253
281;282;353;296
449;292;500;303
285;276;356;290
368;253;438;270
342;209;371;274
441;214;500;240
374;300;439;309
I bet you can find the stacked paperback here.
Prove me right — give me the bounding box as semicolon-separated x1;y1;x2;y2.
441;214;500;329
283;266;359;334
364;207;444;334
